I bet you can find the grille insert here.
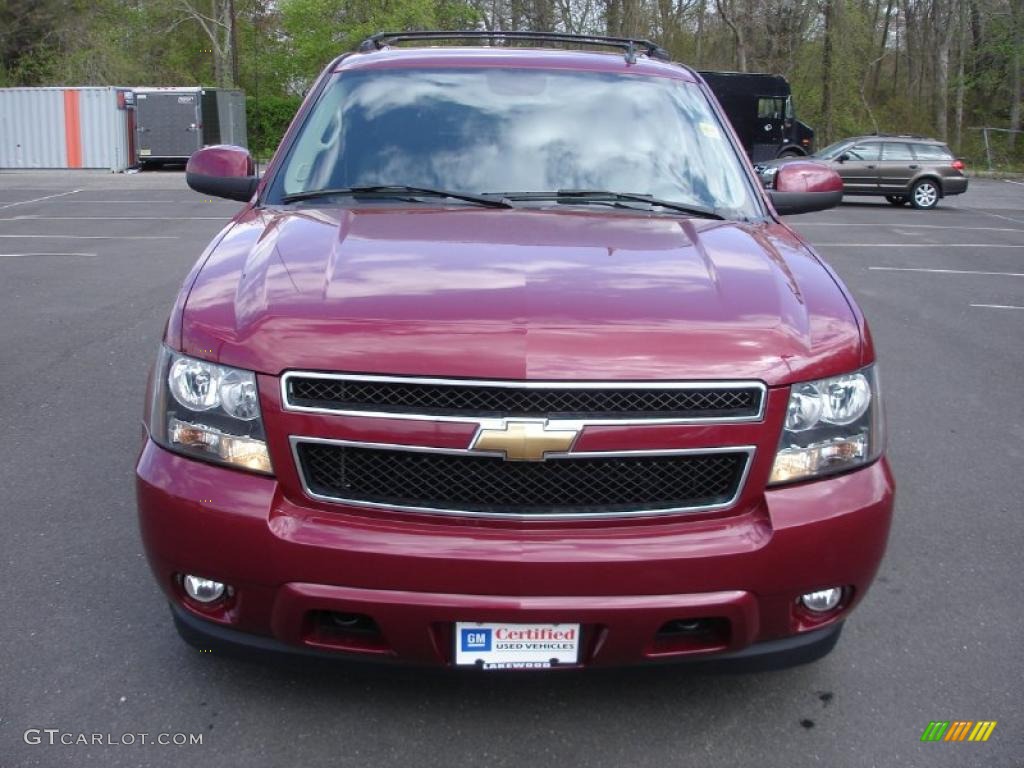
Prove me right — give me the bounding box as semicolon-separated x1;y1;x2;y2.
295;442;749;517
285;375;763;421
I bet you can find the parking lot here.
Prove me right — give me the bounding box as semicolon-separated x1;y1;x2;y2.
1;171;1021;767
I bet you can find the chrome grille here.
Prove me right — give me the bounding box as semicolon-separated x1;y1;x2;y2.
283;374;764;422
293;441;752;518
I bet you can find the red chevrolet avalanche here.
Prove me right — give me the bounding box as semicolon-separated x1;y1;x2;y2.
136;32;894;670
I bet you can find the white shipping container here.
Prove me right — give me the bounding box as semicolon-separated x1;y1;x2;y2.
0;86;136;172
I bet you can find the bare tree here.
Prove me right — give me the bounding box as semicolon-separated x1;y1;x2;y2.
1011;0;1022;148
820;0;836;141
714;0;748;70
954;0;967;149
173;0;237;87
871;0;896;93
931;0;958;139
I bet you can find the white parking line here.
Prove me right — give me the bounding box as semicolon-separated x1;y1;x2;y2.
0;234;177;240
798;223;1024;233
969;208;1024;225
0;257;96;264
971;303;1024;309
1004;180;1024;186
0;189;82;210
870;267;1024;277
820;243;1024;248
0;216;226;221
55;200;236;204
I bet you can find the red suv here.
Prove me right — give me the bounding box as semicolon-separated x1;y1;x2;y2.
137;32;893;670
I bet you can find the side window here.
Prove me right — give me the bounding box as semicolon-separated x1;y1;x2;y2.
882;142;915;161
846;143;880;161
913;143;953;161
757;97;784;119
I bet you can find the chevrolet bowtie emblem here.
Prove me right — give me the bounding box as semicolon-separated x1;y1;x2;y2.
471;420;579;461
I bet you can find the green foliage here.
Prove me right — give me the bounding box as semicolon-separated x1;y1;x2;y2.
246;94;304;159
3;0;1020;169
278;0;480;87
2;0;218;86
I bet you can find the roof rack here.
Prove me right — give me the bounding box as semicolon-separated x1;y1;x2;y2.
357;30;671;64
869;132;933;139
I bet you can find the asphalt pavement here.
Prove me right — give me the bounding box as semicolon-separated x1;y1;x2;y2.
1;170;1021;768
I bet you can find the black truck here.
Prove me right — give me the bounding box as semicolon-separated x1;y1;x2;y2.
698;72;815;162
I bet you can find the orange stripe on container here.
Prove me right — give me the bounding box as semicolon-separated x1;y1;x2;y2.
63;90;82;168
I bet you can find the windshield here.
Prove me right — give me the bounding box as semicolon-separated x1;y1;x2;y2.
815;140;854;160
268;68;760;219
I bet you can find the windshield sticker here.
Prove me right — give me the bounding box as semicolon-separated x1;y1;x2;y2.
699;122;721;139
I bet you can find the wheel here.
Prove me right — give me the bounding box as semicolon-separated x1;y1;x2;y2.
886;195;907;206
778;150;802;158
910;179;940;209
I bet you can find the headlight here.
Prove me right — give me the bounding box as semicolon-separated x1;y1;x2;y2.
770;365;884;485
147;347;273;474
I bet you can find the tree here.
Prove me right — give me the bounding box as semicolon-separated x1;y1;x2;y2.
714;0;749;70
173;0;238;87
0;0;73;84
1010;0;1022;147
278;0;479;88
820;0;836;142
2;0;1020;166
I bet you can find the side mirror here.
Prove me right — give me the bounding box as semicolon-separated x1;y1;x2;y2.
186;145;258;202
767;160;843;215
836;152;850;163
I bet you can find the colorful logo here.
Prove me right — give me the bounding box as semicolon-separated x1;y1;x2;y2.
460;628;492;652
921;721;997;742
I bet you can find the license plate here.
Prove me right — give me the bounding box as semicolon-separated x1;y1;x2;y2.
454;622;581;669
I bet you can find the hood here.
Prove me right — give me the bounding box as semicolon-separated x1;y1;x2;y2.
179;207;862;385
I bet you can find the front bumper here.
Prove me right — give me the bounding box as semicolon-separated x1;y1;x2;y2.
136;440;893;668
170;599;845;672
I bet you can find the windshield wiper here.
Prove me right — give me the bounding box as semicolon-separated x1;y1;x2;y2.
281;185;513;208
496;190;724;219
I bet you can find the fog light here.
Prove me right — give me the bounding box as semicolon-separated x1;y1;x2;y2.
800;587;843;613
183;574;226;604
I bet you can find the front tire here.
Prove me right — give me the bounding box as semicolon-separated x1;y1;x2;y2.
886;195;907;206
910;179;940;209
778;150;803;158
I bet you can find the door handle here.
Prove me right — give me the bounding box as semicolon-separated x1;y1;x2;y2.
867;165;876;169
909;164;919;169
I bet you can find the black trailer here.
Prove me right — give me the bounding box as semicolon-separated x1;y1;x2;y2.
133;87;247;164
698;72;814;162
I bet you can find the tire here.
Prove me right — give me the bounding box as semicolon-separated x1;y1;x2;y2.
910;179;940;209
886;195;907;206
778;150;802;158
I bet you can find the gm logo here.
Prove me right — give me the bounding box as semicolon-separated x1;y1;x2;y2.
460;628;492;652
